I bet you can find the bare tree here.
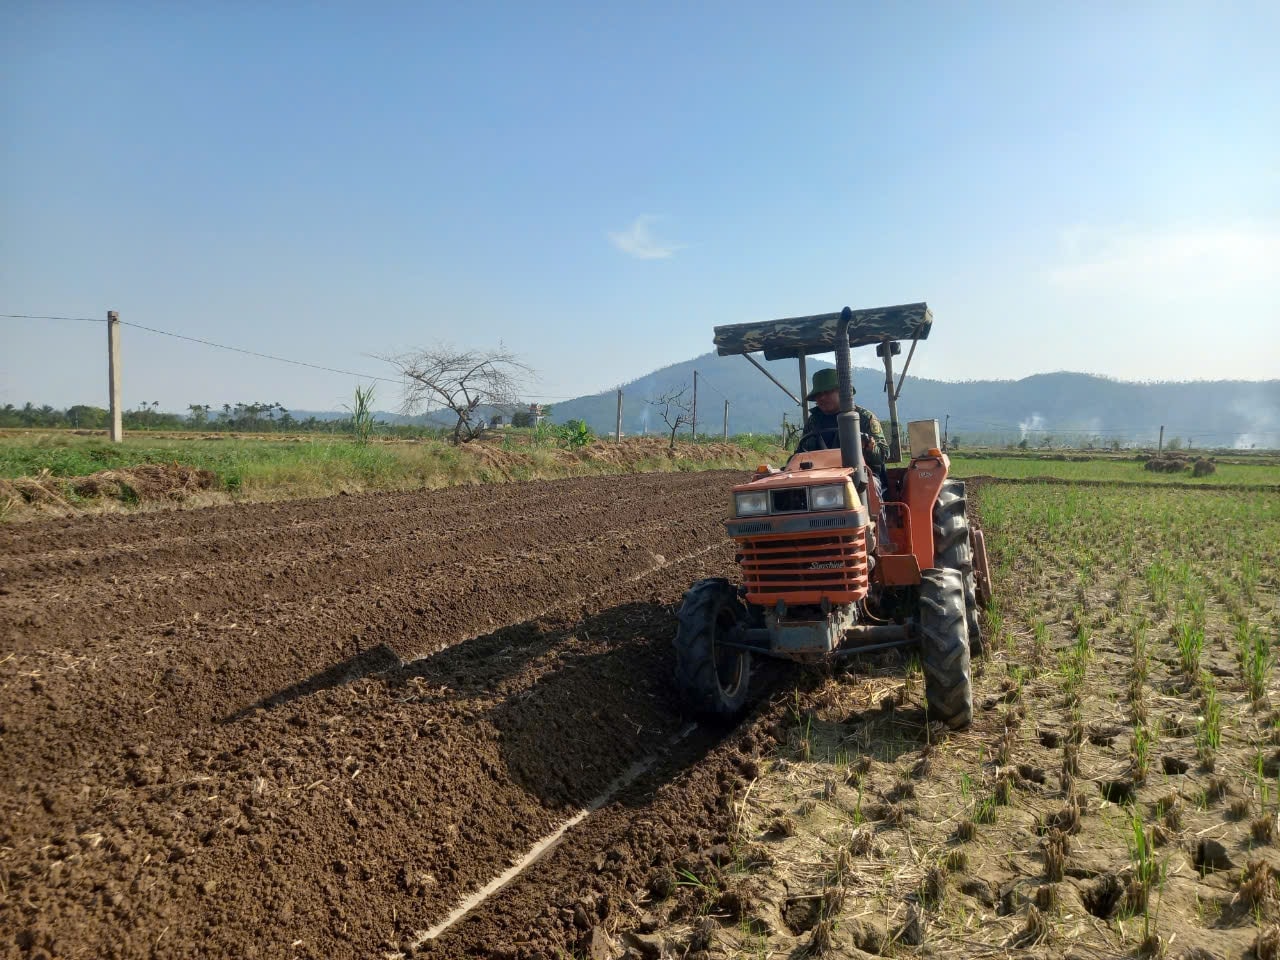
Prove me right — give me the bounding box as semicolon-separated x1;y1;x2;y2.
383;344;533;443
648;386;692;450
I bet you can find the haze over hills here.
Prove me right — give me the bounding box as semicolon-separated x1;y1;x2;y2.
283;354;1280;450
544;352;1280;450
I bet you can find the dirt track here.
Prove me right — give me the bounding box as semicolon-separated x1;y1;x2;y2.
0;472;764;959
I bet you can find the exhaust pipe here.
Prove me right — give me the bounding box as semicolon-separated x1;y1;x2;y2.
835;306;868;505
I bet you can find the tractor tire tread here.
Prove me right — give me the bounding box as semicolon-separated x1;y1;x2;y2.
673;578;751;717
919;567;973;729
933;478;983;655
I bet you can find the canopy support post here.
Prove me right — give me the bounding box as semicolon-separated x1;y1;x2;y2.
797;355;809;430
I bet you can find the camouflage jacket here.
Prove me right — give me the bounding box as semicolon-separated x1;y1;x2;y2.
797;405;890;468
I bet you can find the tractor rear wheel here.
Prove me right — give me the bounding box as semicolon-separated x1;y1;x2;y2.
674;578;751;717
933;478;983;655
919;568;973;729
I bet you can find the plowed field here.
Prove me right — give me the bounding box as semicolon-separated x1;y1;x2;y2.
1;473;769;959
6;474;1279;960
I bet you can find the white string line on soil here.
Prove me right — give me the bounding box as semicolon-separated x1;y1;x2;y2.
411;721;699;945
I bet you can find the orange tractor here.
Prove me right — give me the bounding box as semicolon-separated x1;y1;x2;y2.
674;304;992;729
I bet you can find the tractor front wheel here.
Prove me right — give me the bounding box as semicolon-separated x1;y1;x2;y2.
919;568;973;729
674;578;752;717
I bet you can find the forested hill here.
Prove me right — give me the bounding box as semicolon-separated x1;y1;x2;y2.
548;352;1280;449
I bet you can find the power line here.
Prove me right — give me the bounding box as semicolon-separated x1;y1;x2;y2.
4;310;399;381
115;319;405;384
693;369;731;402
2;313;103;323
6;310;581;402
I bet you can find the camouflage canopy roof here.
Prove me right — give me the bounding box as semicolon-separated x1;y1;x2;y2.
713;302;932;360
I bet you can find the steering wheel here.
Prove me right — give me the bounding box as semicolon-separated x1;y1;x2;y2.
794;428;876;457
794;429;834;452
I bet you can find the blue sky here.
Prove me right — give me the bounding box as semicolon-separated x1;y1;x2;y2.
2;1;1277;412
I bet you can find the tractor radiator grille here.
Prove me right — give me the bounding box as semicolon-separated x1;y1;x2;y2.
735;529;870;605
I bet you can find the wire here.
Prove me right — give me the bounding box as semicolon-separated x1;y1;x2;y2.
6;310;579;402
1;313;103;323
115;320;405;384
693;369;731;403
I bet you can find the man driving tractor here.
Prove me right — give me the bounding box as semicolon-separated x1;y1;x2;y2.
796;367;890;484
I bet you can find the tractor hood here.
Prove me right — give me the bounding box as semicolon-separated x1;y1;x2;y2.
732;452;852;495
726;450;869;538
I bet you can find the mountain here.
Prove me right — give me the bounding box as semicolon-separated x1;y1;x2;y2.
545;353;1280;450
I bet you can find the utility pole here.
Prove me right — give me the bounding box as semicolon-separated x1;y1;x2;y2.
1158;425;1164;452
722;399;729;440
943;414;950;452
615;388;623;442
107;310;123;442
691;370;698;439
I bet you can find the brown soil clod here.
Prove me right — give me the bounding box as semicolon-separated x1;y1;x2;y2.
887;778;916;803
1083;873;1125;919
1017;763;1048;785
1100;778;1137;805
895;902;925;946
1087;723;1121;747
1263;751;1280;779
766;815;797;838
782;895;822;934
1039;799;1082;836
1202;776;1230;802
687;916;716;952
848;916;890;954
1195;838;1236;874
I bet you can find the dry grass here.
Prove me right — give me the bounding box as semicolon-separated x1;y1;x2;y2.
0;432;781;521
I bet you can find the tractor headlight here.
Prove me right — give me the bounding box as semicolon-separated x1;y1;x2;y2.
809;484;848;512
734;491;769;517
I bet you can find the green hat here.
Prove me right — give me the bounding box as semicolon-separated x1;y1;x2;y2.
806;367;853;400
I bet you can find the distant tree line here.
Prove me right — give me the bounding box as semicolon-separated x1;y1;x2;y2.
0;401;428;436
0;400;545;440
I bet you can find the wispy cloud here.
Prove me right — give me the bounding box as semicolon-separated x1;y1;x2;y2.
1046;222;1280;295
608;214;679;260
